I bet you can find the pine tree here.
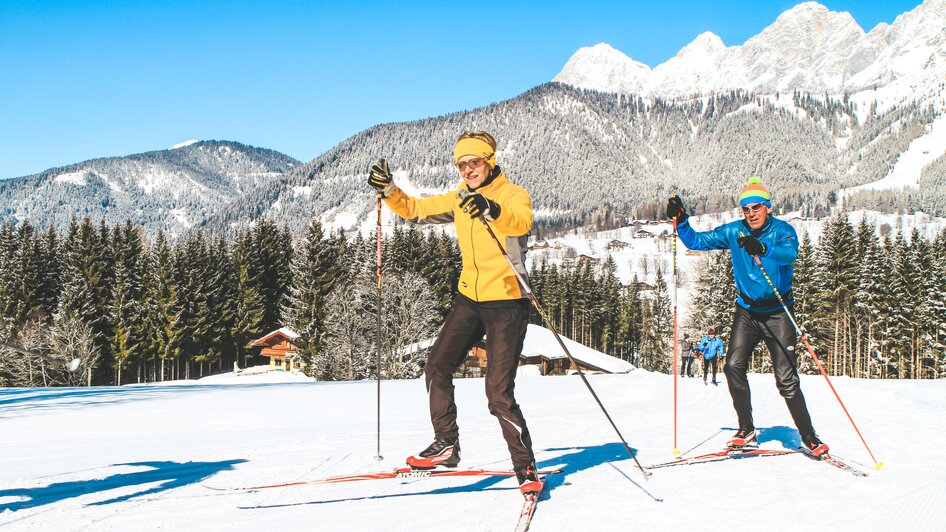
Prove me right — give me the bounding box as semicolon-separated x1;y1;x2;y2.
146;230;180;381
58;217;113;385
200;235;235;374
231;229;265;368
283;218;346;368
811;213;858;376
248;218;293;332
110;221;147;385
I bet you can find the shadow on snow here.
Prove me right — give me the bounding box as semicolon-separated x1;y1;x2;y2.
0;459;246;512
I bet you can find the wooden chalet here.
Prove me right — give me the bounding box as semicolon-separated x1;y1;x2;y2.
459;342;489;378
251;327;302;372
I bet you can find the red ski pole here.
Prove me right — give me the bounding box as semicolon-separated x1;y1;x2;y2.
739;231;883;469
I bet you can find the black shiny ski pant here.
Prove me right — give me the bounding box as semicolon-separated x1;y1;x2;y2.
723;305;816;438
424;294;535;468
703;357;718;383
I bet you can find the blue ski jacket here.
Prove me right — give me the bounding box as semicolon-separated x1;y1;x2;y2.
677;216;798;313
697;335;724;360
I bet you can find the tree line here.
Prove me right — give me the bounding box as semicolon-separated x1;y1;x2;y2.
0;217;459;387
2;212;942;387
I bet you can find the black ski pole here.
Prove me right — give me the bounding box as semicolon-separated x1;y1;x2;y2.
374;190;384;462
459;190;652;480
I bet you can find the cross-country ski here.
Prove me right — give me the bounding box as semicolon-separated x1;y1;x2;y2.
204;466;564;492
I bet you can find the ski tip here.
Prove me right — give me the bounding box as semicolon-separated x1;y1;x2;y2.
874;461;885;470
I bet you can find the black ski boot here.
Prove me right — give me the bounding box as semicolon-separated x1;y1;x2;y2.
406;438;460;469
802;433;830;459
726;428;757;450
515;461;542;496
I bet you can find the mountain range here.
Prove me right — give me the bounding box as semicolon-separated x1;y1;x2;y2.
555;0;946;104
0;141;298;237
1;1;943;238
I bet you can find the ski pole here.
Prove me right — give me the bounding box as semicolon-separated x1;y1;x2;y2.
374;192;384;462
739;231;883;470
460;190;652;480
1;341;81;372
672;216;680;457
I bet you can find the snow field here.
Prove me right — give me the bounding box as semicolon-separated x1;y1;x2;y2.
2;370;945;531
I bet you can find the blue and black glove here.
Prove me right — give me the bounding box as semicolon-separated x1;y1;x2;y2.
737;235;767;256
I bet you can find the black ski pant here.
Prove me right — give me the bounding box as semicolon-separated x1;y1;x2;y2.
681;357;694;377
703;358;718;383
723;305;816;438
424;294;535;468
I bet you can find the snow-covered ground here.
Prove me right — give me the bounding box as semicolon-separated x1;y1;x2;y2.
2;368;944;531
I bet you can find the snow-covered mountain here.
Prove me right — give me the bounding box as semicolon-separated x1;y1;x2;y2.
555;0;946;107
0;141;298;238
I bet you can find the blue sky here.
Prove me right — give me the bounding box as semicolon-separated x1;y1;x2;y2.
0;0;924;179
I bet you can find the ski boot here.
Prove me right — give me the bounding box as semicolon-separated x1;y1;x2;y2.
515;462;542;496
725;428;757;450
406;438;460;470
802;434;830;459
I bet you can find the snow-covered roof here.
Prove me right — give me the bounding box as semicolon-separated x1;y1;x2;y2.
399;325;632;374
521;324;634;374
251;326;301;346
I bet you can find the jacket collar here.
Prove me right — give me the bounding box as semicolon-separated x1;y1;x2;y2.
464;169;507;195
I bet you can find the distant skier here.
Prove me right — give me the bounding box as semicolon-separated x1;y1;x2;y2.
666;177;829;457
678;333;695;378
368;131;541;495
697;328;723;386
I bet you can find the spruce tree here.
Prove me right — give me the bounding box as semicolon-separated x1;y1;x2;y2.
110;221;147;385
283;217;346;368
231;229;265;368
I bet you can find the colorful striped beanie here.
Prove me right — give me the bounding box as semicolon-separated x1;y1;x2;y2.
738;176;771;206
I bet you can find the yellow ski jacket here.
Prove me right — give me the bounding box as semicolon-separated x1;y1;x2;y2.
383;171;532;302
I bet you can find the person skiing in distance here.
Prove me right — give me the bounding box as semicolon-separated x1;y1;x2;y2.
679;332;695;378
697;328;724;386
368;131;542;496
666;177;829;457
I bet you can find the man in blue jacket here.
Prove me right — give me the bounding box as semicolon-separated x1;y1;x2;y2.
697;328;724;386
667;177;829;457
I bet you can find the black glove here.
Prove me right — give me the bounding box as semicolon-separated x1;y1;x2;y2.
459;192;500;221
666;195;688;223
368;159;395;197
737;235;767;256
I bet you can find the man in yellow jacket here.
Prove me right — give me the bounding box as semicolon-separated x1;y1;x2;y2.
368;130;541;496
